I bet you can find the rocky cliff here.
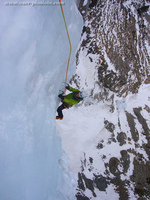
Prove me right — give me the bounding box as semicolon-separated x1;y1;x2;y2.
73;0;150;199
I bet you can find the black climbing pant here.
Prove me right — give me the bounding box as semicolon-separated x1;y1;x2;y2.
57;103;66;119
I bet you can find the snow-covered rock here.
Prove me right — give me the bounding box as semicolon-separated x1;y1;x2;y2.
57;0;150;199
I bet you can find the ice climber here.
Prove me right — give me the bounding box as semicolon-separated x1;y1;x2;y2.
56;85;87;120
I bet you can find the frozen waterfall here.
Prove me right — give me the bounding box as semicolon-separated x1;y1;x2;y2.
0;0;82;199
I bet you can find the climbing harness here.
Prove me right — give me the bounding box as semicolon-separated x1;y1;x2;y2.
59;0;72;94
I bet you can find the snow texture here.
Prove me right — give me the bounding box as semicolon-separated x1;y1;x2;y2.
57;51;150;199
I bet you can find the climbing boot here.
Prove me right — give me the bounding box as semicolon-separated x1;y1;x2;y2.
56;116;63;120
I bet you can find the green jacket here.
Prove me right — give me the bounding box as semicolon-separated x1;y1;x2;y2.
62;86;83;108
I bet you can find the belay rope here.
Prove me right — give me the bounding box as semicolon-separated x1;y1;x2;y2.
59;0;72;94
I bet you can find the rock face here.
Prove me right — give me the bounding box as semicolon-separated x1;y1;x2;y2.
73;0;150;199
75;106;150;199
75;0;150;97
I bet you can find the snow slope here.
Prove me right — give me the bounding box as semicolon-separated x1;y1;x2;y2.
56;1;150;197
56;55;150;200
0;1;82;200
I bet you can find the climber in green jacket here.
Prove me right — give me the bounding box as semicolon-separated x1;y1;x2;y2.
56;85;87;120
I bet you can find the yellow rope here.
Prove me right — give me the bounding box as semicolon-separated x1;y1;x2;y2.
59;0;72;94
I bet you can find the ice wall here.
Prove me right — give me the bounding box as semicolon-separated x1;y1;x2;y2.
0;0;82;199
